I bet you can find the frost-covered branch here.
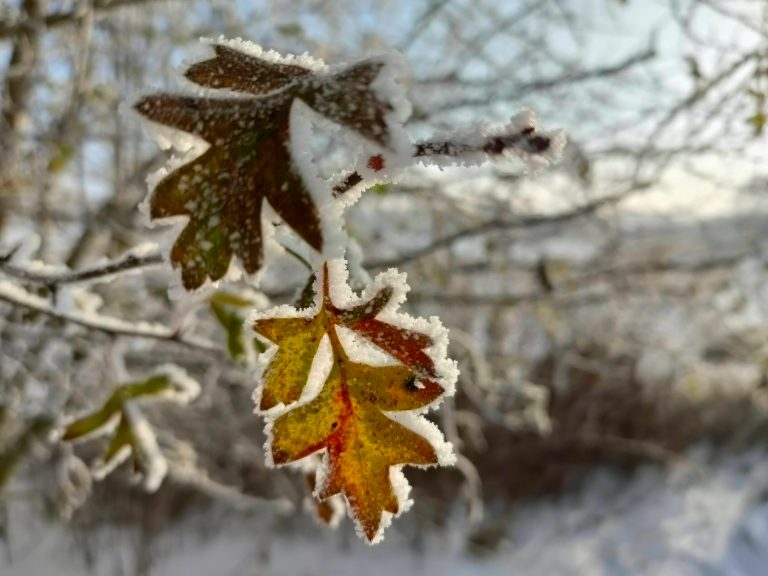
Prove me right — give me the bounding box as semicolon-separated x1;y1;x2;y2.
168;463;294;514
0;245;163;286
0;281;220;354
333;116;563;196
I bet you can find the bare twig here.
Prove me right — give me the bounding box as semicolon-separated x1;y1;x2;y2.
414;45;656;119
366;184;649;269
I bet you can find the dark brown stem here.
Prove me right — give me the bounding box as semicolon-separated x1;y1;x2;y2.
332;125;555;197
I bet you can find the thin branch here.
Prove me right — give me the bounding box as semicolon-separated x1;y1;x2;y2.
333;122;558;196
168;463;294;514
408;247;760;308
0;0;168;40
571;432;680;465
366;184;650;269
0;280;221;354
0;247;164;286
414;45;657;119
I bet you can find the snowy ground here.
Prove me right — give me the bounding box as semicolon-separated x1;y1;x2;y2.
4;449;768;575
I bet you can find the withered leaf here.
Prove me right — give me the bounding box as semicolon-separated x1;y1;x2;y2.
136;43;403;289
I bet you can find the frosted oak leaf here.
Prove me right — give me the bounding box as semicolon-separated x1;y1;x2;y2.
252;259;457;542
135;41;411;290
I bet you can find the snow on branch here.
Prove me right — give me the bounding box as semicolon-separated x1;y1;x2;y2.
0;244;163;287
333;110;565;196
0;280;220;354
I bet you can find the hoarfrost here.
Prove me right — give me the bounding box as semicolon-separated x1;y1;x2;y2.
206;36;328;73
119;401;167;493
420;108;566;173
154;363;201;404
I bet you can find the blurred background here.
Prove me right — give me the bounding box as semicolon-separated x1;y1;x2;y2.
1;0;768;574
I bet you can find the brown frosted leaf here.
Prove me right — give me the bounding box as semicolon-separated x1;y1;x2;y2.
136;43;408;290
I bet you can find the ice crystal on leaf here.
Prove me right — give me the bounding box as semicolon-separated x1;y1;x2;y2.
252;259;457;543
135;41;410;290
61;366;200;492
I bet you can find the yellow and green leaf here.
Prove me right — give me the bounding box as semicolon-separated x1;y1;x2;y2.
254;261;456;542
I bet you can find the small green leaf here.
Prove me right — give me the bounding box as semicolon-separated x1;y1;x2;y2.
47;143;73;174
209;291;270;361
210;291;254;308
748;112;766;136
61;368;199;491
210;299;247;360
276;23;304;38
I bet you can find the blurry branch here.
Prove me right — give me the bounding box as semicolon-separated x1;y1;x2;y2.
366;183;651;269
38;2;96;258
568;249;762;284
454;453;484;525
0;281;221;354
570;432;680;465
636;50;758;169
0;0;42;230
0;247;164;286
414;45;656;119
168;464;294;514
0;415;55;498
159;432;295;513
409;248;761;307
332;123;556;196
449;2;545;71
4;182;745;303
427;42;655;88
0;0;41;142
695;0;768;40
399;0;451;51
451;328;551;435
66;153;165;267
0;0;167;40
455;246;762;280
